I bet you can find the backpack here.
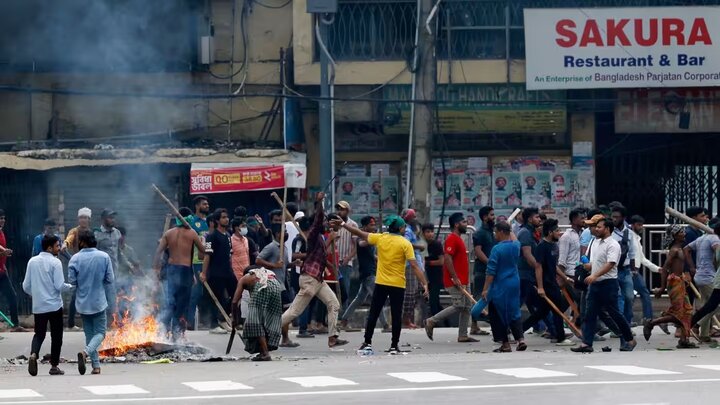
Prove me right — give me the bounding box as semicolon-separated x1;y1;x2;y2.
618;229;629;267
574;239;593;291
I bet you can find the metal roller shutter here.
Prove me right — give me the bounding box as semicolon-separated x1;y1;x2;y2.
49;164;185;269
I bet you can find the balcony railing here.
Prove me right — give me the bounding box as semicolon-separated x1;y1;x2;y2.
323;0;720;62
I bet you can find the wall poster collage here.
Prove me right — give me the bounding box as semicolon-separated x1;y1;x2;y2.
431;156;595;226
335;163;400;223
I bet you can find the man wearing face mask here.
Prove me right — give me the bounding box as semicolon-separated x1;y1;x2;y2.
231;217;257;280
425;213;477;343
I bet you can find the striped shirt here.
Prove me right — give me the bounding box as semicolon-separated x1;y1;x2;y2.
337;218;358;265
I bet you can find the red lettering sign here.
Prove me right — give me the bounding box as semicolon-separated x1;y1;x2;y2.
189;166;286;194
555;17;712;47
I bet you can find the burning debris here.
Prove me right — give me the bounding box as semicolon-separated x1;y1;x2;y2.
99;314;162;357
100;342;219;364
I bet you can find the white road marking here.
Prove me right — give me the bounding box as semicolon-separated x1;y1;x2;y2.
688;365;720;371
81;385;149;396
182;381;253;392
2;378;720;404
586;366;681;376
280;376;358;388
484;367;576;379
0;390;42;399
618;403;669;405
387;372;467;383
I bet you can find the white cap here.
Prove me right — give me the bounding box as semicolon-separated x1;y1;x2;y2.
78;207;92;218
294;211;305;220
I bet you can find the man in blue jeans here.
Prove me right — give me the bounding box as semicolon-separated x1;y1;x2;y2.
630;216;660;326
68;230;114;375
153;212;205;340
339;216;389;331
611;206;636;324
572;218;637;353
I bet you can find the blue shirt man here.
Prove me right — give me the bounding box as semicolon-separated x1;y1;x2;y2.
68;248;114;315
31;219;60;257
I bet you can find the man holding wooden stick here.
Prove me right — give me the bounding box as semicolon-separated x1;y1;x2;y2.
572;218;637;353
199;209;236;334
152;210;205;340
683;219;720;343
425;213;477;343
280;192;348;348
520;219;575;346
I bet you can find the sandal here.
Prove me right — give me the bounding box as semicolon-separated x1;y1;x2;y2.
492;346;512;353
677;341;699;349
77;352;87;376
516;342;528;351
279;341;300;348
643;320;653;342
251;354;272;361
329;338;349;348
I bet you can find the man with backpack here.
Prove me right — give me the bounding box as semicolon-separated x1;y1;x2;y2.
611;205;637;325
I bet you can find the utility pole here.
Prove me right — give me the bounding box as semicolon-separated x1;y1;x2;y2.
318;17;333;207
406;0;437;220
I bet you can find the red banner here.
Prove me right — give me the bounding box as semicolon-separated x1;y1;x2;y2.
190;165;286;194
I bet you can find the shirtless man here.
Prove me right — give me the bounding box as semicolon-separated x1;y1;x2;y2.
153;214;205;340
645;225;696;348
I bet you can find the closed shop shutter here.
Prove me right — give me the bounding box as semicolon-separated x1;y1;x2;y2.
49;164;186;268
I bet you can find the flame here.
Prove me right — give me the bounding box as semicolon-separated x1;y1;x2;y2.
99;289;164;357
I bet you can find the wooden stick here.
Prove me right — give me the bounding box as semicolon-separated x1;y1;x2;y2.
270;191;306;242
665;206;713;234
507;208;522;224
152;184;191;229
537;288;583;338
151;184;233;328
458;285;477;305
561;286;581;320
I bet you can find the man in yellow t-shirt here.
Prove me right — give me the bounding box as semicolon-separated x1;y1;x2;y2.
332;215;428;354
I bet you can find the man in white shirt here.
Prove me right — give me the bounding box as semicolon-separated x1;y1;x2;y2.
629;215;660;327
335;201;358;310
611;206;637;324
557;209;585;278
572;218;637;353
23;235;73;376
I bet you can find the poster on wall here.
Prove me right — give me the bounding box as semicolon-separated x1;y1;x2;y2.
520;171;552;210
431;158;492;226
492;171;522;210
336;167;400;222
429;156;595;226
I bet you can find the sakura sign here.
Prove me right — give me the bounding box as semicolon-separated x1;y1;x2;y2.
524;7;720;90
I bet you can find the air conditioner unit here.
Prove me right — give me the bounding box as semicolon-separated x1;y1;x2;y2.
198;36;215;65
